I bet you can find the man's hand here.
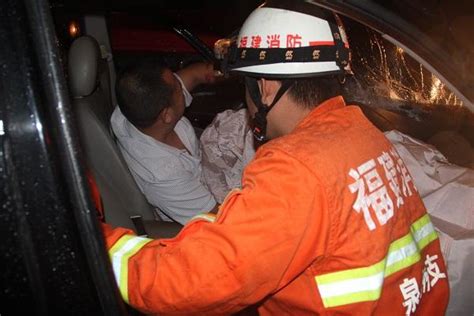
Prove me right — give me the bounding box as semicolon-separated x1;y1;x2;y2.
176;62;218;92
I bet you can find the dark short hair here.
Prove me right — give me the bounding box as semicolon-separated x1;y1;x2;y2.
116;62;173;128
287;76;342;108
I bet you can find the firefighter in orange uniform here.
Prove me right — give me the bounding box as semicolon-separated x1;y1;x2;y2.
103;3;449;315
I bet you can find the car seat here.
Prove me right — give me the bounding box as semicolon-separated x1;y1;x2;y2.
68;35;181;237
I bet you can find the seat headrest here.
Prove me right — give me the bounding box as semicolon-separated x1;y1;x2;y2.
68;36;100;98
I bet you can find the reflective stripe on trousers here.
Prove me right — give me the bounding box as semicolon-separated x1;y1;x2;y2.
315;213;438;308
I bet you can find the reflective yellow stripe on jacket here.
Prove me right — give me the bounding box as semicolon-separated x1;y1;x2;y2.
315;214;438;308
109;235;152;303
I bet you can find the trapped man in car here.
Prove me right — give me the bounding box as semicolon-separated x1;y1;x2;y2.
103;3;449;315
111;62;219;224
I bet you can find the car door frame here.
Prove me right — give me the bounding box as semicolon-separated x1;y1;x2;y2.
0;0;126;313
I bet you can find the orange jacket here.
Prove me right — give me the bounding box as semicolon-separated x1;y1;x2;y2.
103;96;449;315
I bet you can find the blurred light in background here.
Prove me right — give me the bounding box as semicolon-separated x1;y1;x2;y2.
68;20;80;38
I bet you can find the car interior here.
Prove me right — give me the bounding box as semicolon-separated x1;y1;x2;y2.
52;0;474;240
3;0;472;314
51;2;260;238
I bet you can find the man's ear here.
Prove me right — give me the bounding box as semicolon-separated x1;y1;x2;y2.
259;78;282;106
159;106;173;124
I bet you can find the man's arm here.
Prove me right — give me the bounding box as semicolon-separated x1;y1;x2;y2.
175;62;216;92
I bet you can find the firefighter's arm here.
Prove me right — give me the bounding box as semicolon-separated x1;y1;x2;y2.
104;149;330;315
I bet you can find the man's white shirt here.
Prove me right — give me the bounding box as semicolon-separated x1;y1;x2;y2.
110;74;216;224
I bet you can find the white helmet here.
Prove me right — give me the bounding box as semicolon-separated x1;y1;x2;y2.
223;3;351;142
227;5;350;78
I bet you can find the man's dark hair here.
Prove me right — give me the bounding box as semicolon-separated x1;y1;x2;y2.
116;62;173;128
288;76;342;108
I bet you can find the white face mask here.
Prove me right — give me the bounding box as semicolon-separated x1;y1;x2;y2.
173;73;193;108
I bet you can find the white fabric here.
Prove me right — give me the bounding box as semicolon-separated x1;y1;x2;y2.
173;73;193;107
385;130;474;316
111;75;216;225
200;109;256;203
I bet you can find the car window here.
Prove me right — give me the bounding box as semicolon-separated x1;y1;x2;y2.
371;0;474;98
308;0;474;111
340;17;473;167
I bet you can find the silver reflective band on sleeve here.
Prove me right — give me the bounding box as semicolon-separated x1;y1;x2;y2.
109;235;152;303
315;214;438;308
411;215;437;249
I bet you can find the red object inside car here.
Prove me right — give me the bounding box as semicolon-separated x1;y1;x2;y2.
109;13;220;53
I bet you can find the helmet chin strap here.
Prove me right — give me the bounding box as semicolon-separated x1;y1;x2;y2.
245;77;293;142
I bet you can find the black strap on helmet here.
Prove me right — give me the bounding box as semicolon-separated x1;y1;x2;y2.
327;16;349;70
245;77;293;142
